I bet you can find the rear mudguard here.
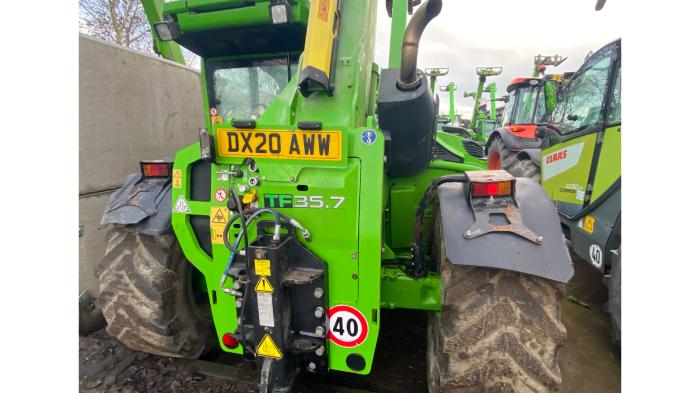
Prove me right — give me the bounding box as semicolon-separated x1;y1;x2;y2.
437;178;573;283
516;149;541;168
100;173;172;236
485;128;542;154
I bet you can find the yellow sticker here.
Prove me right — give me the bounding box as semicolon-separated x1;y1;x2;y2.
256;334;282;359
172;169;182;189
255;259;271;277
210;206;229;244
211;115;223;125
583;215;596;234
255;276;274;293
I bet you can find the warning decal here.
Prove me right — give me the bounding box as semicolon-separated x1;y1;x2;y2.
257;292;275;327
255;259;271;276
583;215;595;234
327;305;369;348
211;115;223;125
256;334;282;359
255;276;274;293
173;195;190;213
214;188;227;202
210;206;229;244
172;169;182;189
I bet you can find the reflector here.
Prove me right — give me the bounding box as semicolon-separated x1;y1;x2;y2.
222;333;239;349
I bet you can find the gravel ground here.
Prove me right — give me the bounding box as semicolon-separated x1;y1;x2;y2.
79;255;620;393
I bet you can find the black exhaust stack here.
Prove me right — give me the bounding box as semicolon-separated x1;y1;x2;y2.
378;0;443;177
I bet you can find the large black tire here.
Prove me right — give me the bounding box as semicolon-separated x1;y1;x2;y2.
96;226;215;358
604;246;621;346
487;136;542;183
487;136;519;172
427;216;567;393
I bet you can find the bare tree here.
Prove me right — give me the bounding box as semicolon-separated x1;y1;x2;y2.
79;0;153;53
79;0;200;67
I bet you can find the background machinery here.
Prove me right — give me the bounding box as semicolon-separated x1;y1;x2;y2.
485;54;569;179
463;66;502;142
96;0;574;391
488;42;622;345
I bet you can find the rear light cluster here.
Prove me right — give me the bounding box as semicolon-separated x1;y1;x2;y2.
140;160;173;178
471;181;512;197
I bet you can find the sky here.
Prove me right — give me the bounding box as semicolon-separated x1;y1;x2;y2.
373;0;622;117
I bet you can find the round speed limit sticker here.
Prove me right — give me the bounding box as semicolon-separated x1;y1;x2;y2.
327;305;368;347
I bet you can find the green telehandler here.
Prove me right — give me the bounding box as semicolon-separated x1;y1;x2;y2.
97;0;573;391
463;66;502;142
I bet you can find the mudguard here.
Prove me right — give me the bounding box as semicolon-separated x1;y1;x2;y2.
485;128;542;154
516;149;541;168
100;173;172;236
437;177;573;283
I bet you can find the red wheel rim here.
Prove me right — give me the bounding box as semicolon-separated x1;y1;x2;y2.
488;150;501;170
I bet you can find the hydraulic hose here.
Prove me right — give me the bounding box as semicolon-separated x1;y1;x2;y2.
408;174;467;276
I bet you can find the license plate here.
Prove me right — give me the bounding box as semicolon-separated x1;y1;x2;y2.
216;129;342;161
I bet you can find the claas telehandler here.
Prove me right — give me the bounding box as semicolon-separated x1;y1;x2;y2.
97;1;573;391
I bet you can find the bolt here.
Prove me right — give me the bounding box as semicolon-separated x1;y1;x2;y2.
236;299;242;308
233;281;241;290
314;307;324;318
315;346;325;356
315;326;325;336
238;184;249;193
465;230;472;237
351;253;357;259
536;236;544;244
248;162;258;172
249;177;260;187
308;362;317;371
290;176;296;182
352;274;358;280
314;288;324;298
255;250;264;259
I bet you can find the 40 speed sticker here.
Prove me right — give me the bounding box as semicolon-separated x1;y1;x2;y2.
327;305;368;347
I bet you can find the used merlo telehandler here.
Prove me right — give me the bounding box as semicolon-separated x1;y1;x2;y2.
97;0;573;391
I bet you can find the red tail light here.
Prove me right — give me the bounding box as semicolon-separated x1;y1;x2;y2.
140;161;173;177
222;333;239;349
471;181;512;197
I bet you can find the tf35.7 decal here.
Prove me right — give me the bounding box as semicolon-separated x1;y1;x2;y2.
264;194;345;209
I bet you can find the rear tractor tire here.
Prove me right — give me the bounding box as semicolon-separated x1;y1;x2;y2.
427;216;567;393
604;246;621;346
487;136;541;183
487;136;519;172
96;226;215;358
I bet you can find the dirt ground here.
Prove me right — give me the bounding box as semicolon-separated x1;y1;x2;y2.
79;255;620;392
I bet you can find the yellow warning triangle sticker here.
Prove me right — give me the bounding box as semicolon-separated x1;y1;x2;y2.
257;334;283;359
255;276;274;293
211;207;228;224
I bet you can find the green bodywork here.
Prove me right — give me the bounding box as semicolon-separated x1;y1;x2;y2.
144;0;486;376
